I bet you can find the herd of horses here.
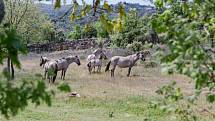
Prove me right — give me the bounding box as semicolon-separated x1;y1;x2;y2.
40;49;150;83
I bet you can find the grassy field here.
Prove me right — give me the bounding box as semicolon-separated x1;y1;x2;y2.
0;50;214;121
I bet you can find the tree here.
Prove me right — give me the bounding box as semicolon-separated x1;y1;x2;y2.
82;24;97;38
0;3;52;117
95;21;109;38
68;25;82;39
3;0;57;79
4;0;55;44
0;0;4;23
0;0;71;118
152;0;215;102
111;9;155;51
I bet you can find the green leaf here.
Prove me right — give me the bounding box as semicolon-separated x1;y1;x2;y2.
207;93;215;103
103;0;112;13
57;82;71;92
54;0;61;9
118;3;126;19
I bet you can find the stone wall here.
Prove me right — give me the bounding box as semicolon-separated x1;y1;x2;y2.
27;38;110;53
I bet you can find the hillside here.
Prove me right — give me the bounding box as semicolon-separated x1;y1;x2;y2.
37;3;156;32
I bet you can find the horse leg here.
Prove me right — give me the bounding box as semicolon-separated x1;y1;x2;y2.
93;66;95;73
61;70;63;79
111;67;115;77
89;67;91;74
63;70;67;80
44;71;47;79
53;74;57;83
111;69;114;77
97;66;99;73
99;66;101;73
127;67;132;77
48;75;51;83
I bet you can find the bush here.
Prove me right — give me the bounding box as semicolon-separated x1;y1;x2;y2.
82;24;97;38
68;25;82;39
126;41;143;52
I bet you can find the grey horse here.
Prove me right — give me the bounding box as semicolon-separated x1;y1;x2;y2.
105;51;150;77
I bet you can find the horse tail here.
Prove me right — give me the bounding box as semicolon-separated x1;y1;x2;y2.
105;61;111;72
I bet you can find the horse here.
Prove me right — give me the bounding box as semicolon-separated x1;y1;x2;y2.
40;56;50;67
55;55;81;80
40;55;81;83
105;51;150;77
87;55;103;74
40;59;58;83
87;48;107;61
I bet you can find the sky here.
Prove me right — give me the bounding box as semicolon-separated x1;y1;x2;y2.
36;0;152;6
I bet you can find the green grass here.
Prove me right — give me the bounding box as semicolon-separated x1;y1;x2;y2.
0;95;170;121
1;94;211;121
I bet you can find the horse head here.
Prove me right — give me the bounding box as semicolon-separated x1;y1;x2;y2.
99;52;108;60
136;52;145;61
40;56;49;66
66;55;81;66
75;55;81;66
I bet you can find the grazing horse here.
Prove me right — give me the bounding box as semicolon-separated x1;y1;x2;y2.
87;49;107;61
56;55;81;80
105;51;150;77
87;55;103;74
87;49;107;73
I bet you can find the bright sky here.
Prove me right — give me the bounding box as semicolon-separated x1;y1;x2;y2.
36;0;152;6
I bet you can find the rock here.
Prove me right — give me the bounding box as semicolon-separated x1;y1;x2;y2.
68;91;81;97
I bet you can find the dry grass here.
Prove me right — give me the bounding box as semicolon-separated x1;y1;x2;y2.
0;50;214;121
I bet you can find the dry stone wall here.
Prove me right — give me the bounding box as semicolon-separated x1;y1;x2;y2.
27;38;109;53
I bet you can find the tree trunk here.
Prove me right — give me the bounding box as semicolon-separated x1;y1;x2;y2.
7;57;11;80
0;0;5;23
11;61;15;80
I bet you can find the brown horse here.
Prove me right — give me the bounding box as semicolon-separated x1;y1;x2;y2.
105;51;150;77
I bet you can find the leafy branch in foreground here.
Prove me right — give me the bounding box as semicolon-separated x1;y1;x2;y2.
49;0;126;32
152;0;215;102
150;81;197;121
0;79;53;118
0;3;70;117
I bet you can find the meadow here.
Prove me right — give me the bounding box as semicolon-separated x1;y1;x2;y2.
0;50;214;121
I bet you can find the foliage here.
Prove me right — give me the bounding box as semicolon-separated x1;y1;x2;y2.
0;1;69;118
110;9;157;51
0;24;54;118
150;81;197;121
0;79;52;118
0;25;27;69
4;0;56;44
57;82;71;92
82;24;97;38
95;21;109;38
0;0;4;23
126;41;143;52
152;0;215;102
52;0;126;33
68;25;82;39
